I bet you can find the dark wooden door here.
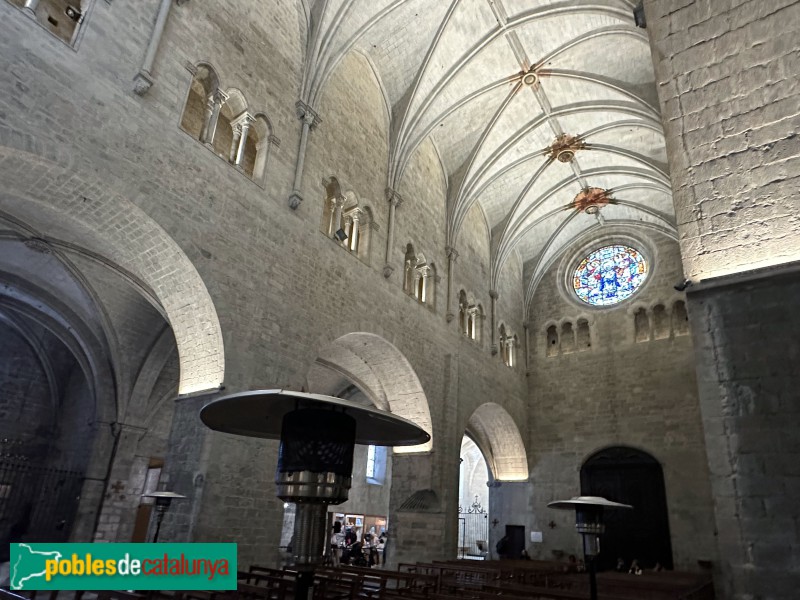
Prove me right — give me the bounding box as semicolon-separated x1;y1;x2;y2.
580;447;672;571
505;524;525;560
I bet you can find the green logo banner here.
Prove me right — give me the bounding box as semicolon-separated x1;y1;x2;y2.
10;543;237;591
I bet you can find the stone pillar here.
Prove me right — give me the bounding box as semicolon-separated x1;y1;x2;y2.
132;0;176;95
413;269;422;300
69;422;117;543
202;90;228;145
383;189;403;278
489;289;498;355
645;2;800;596
685;267;800;599
231;114;254;168
91;424;149;542
228;127;242;164
331;196;346;240
349;210;361;252
23;0;39;16
158;390;221;543
445;246;458;322
288;101;321;210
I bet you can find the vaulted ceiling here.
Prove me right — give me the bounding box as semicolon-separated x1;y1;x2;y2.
301;0;675;309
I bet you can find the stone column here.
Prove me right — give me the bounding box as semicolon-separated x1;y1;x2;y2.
383;188;403;278
228;127;241;164
445;246;459;322
349;210;361;252
288;101;321;210
413;269;422;300
645;2;800;596
23;0;39;16
230;113;254;168
331;196;346;240
158;390;221;543
132;0;176;96
489;289;498;355
202;90;228;145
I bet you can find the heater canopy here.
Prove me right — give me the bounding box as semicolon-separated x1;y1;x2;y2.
200;389;430;446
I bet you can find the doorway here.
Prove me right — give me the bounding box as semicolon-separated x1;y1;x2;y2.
580;447;673;570
504;524;525;560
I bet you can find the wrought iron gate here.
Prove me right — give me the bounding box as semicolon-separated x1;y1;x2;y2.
458;495;488;560
0;457;85;546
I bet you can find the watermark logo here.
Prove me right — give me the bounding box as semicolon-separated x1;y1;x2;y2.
10;543;237;590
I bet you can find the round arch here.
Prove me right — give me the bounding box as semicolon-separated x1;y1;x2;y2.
0;129;225;394
465;403;528;481
581;445;673;571
305;331;433;453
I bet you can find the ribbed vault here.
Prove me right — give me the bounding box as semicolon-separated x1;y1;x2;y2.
301;0;674;312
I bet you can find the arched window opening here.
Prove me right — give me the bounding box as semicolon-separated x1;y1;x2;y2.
458;435;490;560
560;322;576;354
576;319;591;351
180;63;222;142
653;304;669;339
545;325;559;357
499;325;517;367
459;290;468;334
321;179;373;262
211;88;245;162
672;301;689;337
7;0;91;45
365;444;387;485
634;308;651;342
403;245;434;308
247;114;275;186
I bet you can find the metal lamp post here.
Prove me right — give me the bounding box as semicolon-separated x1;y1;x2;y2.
200;389;430;600
548;496;632;600
143;490;186;543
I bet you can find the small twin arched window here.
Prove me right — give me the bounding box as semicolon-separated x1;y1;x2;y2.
7;0;90;46
180;63;277;186
404;244;436;308
458;291;483;342
321;177;374;262
499;324;518;368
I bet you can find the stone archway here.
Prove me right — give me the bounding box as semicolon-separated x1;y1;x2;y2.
307;331;433;453
581;446;673;571
0;129;225;394
466;403;528;481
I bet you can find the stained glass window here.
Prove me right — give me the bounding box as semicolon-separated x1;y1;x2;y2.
573;245;648;306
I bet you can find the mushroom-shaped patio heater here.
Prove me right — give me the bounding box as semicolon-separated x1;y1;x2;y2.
142;490;186;543
548;496;632;600
200;389;430;600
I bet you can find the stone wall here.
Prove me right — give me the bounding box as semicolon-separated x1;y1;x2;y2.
686;267;800;598
644;0;800;280
526;232;717;569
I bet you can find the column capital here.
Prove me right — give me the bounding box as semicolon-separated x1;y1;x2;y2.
295;101;321;129
446;245;459;261
383;264;395;278
231;111;255;128
489;289;499;299
209;89;229;104
385;187;404;208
